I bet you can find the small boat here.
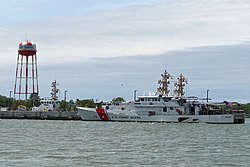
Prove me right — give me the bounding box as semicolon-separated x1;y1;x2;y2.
32;80;60;112
76;70;245;124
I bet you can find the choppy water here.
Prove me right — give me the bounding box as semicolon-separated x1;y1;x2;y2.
0;119;249;167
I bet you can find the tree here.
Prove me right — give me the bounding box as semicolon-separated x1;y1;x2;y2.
242;103;250;114
29;93;41;107
75;99;95;108
59;100;67;111
0;95;12;108
111;97;126;104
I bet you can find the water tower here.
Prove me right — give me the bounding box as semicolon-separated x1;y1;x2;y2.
14;41;39;100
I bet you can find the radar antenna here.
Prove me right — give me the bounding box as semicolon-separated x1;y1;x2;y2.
51;80;59;101
173;74;187;97
157;70;172;96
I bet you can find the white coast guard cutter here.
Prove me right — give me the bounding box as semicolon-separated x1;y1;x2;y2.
77;71;245;124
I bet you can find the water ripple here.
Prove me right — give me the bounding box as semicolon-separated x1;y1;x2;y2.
0;119;250;166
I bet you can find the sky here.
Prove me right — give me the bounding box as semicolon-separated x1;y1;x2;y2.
0;0;250;103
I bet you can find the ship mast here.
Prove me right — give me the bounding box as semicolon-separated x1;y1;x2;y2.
51;80;59;101
157;70;172;97
173;74;187;98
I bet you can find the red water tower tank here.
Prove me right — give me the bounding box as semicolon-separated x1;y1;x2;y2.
14;41;39;100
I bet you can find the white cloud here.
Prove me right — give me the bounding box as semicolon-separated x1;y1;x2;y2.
1;0;250;102
1;0;250;65
1;42;250;102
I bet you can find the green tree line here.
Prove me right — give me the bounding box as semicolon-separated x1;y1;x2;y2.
0;93;41;110
4;94;248;114
0;95;127;111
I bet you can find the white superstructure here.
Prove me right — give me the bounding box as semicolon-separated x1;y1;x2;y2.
32;80;60;111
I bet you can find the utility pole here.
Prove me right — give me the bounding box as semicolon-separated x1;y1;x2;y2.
207;90;209;102
9;91;12;110
64;90;67;102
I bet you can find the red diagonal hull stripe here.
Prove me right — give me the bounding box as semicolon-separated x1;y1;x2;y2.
96;108;109;121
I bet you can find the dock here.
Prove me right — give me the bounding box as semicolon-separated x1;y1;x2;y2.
0;110;81;120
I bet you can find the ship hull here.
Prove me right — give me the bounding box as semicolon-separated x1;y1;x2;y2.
76;107;101;121
76;107;245;124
